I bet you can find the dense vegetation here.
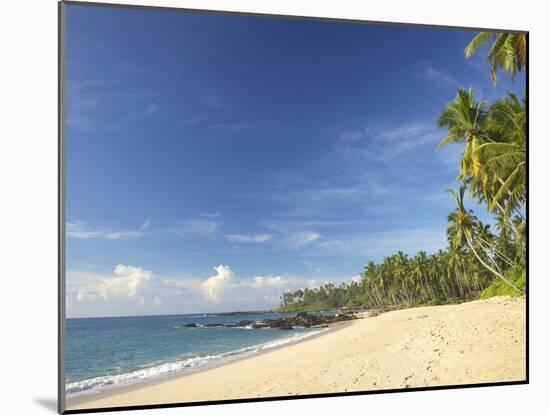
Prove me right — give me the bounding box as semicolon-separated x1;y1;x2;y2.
278;32;527;312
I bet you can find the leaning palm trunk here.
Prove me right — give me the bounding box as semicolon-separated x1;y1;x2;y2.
476;236;515;267
453;268;465;298
495;200;521;238
423;273;435;299
466;236;521;292
373;285;384;308
417;277;427;302
440;279;450;301
474;238;508;275
495;176;526;212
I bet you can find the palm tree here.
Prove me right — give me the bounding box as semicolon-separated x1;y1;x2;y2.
437;88;488;182
514;216;527;265
393;251;412;304
479;92;526;215
465;32;527;84
446;184;521;292
412;251;433;301
438;89;525;230
447;245;469;297
381;256;398;306
475;220;515;270
362;261;384;307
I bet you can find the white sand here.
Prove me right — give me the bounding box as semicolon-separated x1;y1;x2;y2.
68;296;526;410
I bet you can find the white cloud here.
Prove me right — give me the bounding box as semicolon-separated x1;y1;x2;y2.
162;278;203;290
170;219;219;237
140;218;152;230
415;62;461;89
337;121;439;160
316;228;446;257
65;76;163;132
199;212;219;218
261;222;323;250
166;267;289;304
67;220;150;240
76;290;100;303
98;264;152;299
252;275;287;287
179;115;207;127
200;265;234;302
75;264;153;303
68;263;364;316
351;275;362;283
225;234;273;243
162;269;289;304
377;122;434;141
266;121;443;213
339;122;433;143
290;231;320;247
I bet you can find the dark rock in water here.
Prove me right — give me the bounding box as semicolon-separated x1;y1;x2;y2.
181;311;358;330
248;311;357;330
262;319;294;330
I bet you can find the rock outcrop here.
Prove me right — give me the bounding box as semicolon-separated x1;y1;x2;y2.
180;312;357;330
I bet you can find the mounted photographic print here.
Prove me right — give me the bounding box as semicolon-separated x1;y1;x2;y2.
59;1;528;413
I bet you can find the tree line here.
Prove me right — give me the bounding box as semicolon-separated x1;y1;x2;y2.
279;32;527;312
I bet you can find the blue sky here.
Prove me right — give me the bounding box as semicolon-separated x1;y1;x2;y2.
65;4;526;317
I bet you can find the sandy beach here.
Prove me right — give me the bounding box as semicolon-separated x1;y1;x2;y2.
67;296;526;410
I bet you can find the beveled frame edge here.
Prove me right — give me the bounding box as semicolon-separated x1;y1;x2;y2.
58;1;67;413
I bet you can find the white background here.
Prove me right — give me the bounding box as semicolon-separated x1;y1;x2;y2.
0;0;547;414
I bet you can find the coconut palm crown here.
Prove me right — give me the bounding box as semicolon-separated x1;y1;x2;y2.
464;32;527;84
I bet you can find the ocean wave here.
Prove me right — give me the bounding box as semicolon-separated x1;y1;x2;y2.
66;328;327;397
180;314;219;319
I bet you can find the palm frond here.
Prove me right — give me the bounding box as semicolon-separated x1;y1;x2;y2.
464;32;495;58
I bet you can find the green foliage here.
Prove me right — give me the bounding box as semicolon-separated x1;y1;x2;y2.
437;88;526;222
279;207;525;312
437;41;526;295
277;31;527;313
278;282;367;312
479;267;526;299
464;32;527;84
427;299;444;306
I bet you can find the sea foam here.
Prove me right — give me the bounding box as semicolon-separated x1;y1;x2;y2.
66;327;326;397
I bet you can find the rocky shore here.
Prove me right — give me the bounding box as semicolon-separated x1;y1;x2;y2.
181;311;358;330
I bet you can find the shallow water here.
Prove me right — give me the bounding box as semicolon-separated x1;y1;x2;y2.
65;311;331;396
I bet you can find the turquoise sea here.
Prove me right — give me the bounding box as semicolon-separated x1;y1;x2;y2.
66;312;329;396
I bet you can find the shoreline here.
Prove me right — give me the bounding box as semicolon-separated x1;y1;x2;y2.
67;296;526;411
66;319;354;407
